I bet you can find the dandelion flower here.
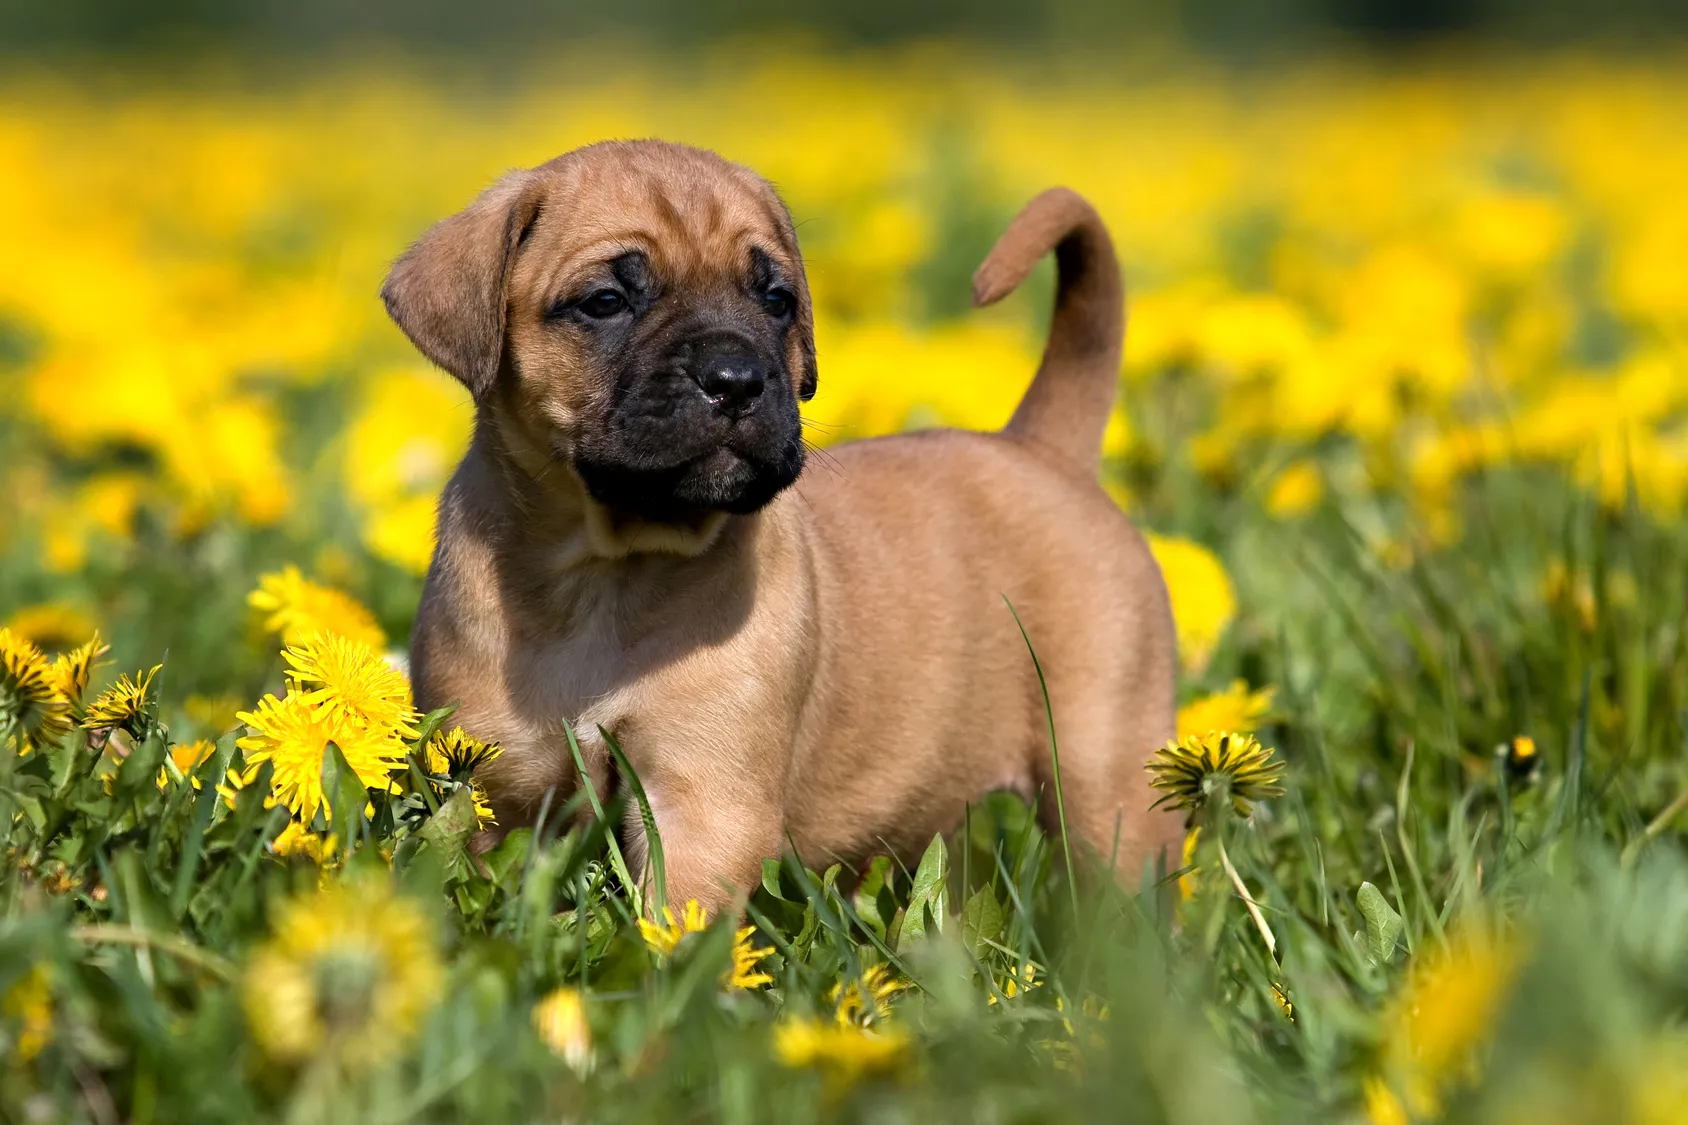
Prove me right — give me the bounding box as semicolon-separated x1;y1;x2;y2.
4;603;96;653
426;726;502;775
156;738;217;790
639;899;710;958
271;820;336;864
830;964;905;1026
532;987;592;1072
236;692;407;825
1145;533;1236;675
1272;982;1295;1022
2;962;53;1062
243;878;441;1068
1265;459;1324;518
424;727;502;828
727;927;774;991
81;665;161;734
1176;680;1275;740
249;565;386;649
774;1018;908;1085
988;962;1040;1005
1;627;71;754
1148;732;1285;818
1372;926;1521;1119
283;633;419;738
50;633;109;706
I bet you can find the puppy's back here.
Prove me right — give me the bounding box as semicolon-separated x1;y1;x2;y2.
785;428;1176;868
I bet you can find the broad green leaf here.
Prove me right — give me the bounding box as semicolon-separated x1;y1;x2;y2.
420;785;481;883
1358;881;1404;965
413;705;457;752
854;855;895;940
961;885;1004;961
900;834;949;947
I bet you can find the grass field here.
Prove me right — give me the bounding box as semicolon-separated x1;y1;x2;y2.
3;44;1688;1124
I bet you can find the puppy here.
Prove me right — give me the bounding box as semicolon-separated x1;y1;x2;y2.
383;140;1179;911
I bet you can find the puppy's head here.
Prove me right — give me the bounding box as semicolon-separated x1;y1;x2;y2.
382;141;814;529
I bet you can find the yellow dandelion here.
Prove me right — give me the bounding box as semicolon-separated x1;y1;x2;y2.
1177;680;1276;740
830;963;906;1026
271;820;337;864
4;603;96;653
235;692;407;825
217;763;266;811
243;878;442;1069
532;987;593;1073
774;1018;908;1085
1272;982;1295;1022
1;626;71;754
2;962;53;1062
424;727;503;828
1363;1075;1410;1125
426;726;502;775
1177;827;1203;901
1145;533;1237;675
1265;459;1324;518
283;633;418;739
249;565;386;649
988;961;1040;1005
81;665;161;733
156;738;217;790
724;927;774;991
1148;731;1286;819
1372;926;1522;1119
638;899;710;958
50;633;109;706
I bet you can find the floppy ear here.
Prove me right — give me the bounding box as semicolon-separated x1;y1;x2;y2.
769;199;818;402
381;171;542;400
792;266;818;402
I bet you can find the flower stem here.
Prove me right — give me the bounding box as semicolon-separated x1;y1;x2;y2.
70;924;237;981
1216;835;1277;961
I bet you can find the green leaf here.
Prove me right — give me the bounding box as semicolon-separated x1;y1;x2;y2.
413;705;457;752
853;855;895;940
1358;881;1404;965
169;733;237;919
761;857;791;902
900;834;949;948
961;885;1004;961
321;741;372;852
419;785;481;883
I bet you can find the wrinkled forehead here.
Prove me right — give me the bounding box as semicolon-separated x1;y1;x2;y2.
518;153;798;293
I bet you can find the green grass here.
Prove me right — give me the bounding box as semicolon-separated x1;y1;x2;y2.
4;441;1688;1123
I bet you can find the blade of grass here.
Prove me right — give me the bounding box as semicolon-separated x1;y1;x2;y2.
1003;596;1080;924
600;725;667;919
563;717;641;917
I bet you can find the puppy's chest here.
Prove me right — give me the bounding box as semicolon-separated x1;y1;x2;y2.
503;587;647;722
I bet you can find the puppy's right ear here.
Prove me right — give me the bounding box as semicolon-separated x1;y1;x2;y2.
382;171;542;400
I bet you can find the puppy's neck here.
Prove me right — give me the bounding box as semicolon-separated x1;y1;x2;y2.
476;406;733;565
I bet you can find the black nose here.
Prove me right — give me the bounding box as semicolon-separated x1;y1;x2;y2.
695;355;766;416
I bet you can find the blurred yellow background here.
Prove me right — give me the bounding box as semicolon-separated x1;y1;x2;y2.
2;47;1684;586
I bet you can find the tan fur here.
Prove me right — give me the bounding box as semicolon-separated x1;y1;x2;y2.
385;141;1180;911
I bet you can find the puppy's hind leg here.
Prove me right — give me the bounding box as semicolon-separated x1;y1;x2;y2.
1031;687;1182;894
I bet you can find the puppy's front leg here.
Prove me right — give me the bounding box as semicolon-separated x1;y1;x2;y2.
622;766;785;917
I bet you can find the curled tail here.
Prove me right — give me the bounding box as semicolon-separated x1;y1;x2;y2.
972;187;1124;475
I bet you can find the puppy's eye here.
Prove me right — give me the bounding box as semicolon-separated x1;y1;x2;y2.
761;287;795;319
577;289;629;318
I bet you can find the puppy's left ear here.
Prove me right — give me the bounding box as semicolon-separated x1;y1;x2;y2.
792;271;818;402
771;200;818;402
382;170;542;400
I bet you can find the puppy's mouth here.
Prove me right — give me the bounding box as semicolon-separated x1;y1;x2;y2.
572;437;805;524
